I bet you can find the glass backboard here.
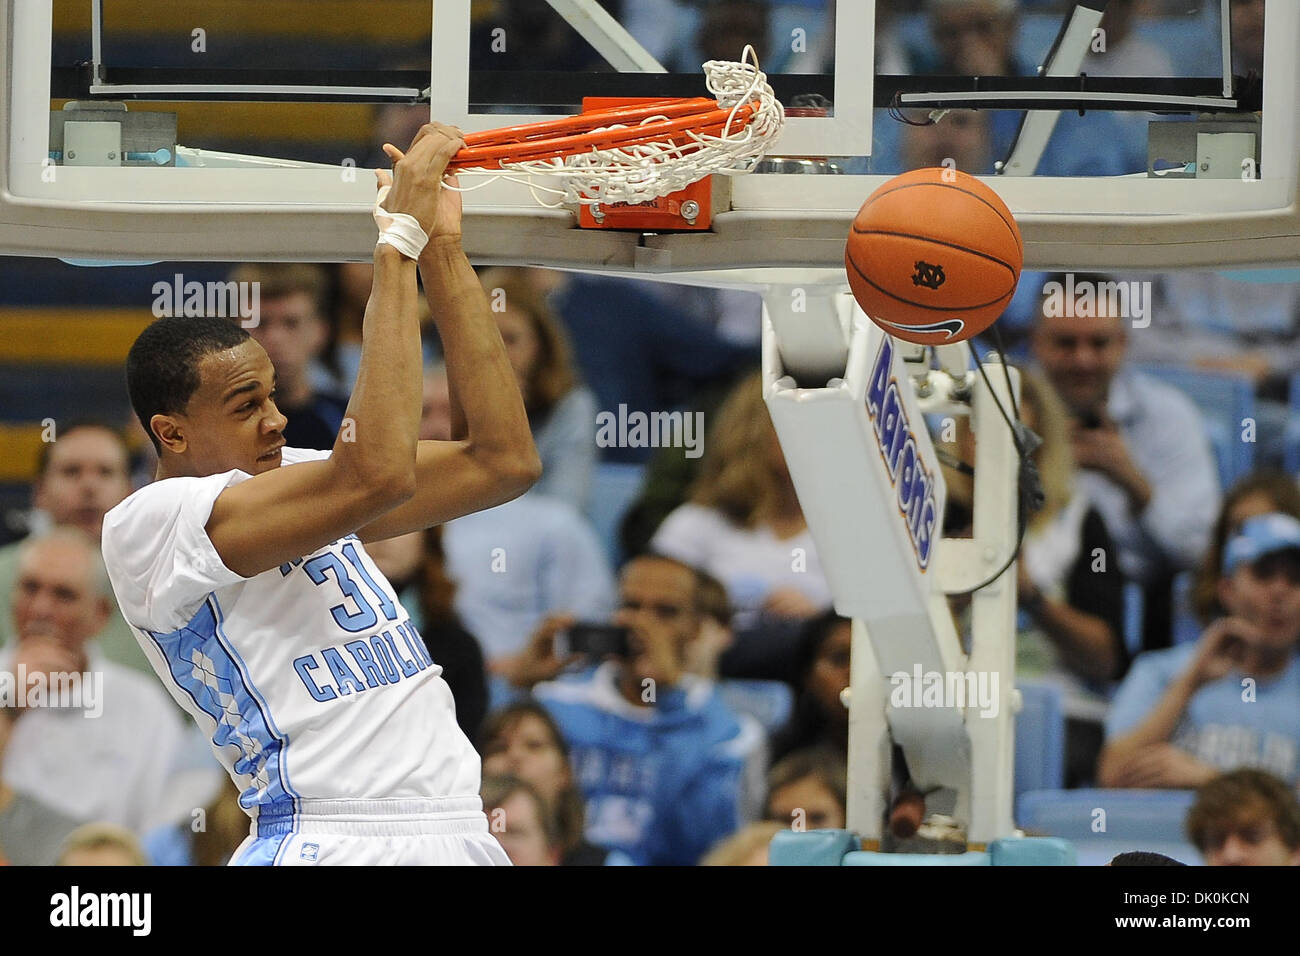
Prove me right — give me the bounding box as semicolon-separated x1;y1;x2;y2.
1;0;1298;275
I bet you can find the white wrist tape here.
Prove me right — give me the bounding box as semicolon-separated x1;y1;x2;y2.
373;183;429;260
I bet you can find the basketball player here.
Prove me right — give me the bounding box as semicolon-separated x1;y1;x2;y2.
100;124;541;865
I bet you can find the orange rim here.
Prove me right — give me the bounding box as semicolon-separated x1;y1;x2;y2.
448;99;759;171
459;99;715;147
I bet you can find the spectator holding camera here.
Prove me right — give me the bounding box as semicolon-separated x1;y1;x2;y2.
1099;513;1300;789
508;553;765;865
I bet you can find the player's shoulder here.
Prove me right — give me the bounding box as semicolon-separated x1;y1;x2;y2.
104;474;220;540
105;447;328;528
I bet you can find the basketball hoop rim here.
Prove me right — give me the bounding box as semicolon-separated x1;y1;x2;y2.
448;99;762;171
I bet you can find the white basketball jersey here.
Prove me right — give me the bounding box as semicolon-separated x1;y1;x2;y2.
100;447;481;824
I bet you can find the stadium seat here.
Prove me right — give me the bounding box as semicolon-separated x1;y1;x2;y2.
585;462;647;566
771;831;1075;866
769;828;857;866
1017;788;1201;866
1137;365;1256;489
1013;682;1066;814
843;849;992;866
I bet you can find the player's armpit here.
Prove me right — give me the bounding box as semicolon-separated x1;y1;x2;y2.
357;439;540;544
207;458;415;578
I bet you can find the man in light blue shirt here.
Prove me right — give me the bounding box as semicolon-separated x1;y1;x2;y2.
1100;514;1300;788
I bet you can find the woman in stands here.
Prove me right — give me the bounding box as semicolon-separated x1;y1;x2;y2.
769;611;851;764
479;699;617;866
475;267;597;512
650;370;832;681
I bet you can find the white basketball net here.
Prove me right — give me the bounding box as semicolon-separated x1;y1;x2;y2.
449;46;784;208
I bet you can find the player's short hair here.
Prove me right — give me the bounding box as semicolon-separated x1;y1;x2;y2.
1185;768;1300;852
126;315;251;453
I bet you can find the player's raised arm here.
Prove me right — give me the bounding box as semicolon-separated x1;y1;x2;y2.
201;126;466;576
356;155;541;543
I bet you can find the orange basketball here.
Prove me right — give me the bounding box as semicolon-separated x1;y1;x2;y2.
845;167;1023;346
